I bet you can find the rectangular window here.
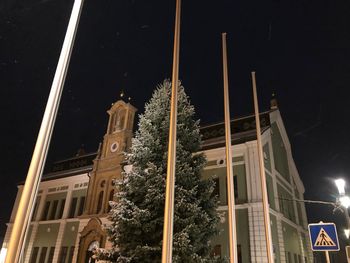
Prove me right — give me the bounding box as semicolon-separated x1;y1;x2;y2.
68;246;75;262
58;199;65;219
225;175;239;204
237;244;242;263
69;198;78;218
32;196;41;221
77;196;85;216
47;247;55;263
58;246;68;263
42;201;50;221
283;201;288;217
234;175;238;200
38;247;47;263
49;200;59;220
30;247;39;263
279;195;285;215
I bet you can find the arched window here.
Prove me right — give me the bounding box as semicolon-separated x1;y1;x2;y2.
112;108;126;132
96;191;104;214
109;113;117;134
108;190;115;212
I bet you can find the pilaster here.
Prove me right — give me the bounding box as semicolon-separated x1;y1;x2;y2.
62;185;73;219
248;203;268;263
23;223;39;262
277;217;286;263
52;221;66;262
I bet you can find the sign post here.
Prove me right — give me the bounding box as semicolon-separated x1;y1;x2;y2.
308;222;340;263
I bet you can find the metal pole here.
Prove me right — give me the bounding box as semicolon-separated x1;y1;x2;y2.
325;251;331;263
342;207;350;263
161;0;181;262
251;72;274;262
5;0;84;261
221;32;238;263
344;207;350;235
346;245;350;263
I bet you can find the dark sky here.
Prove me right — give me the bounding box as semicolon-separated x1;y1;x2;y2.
1;0;350;250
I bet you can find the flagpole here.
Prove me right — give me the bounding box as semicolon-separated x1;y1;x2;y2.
222;33;238;263
5;0;84;262
162;0;181;262
251;72;274;263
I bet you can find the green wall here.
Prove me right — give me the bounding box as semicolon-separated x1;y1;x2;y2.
33;223;60;247
266;174;276;210
61;221;79;247
277;184;296;223
271;123;290;182
282;222;302;263
270;214;280;263
30;223;60;263
211;209;251;262
202;167;226;205
293;188;305;228
202;164;247;205
263;143;272;172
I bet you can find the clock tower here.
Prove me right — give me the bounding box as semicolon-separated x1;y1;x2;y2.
84;94;137;215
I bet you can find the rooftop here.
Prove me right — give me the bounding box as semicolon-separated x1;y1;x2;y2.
18;110;273;185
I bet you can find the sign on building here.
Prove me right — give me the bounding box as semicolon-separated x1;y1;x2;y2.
308;222;339;251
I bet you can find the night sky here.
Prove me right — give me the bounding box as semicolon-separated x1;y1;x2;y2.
1;0;350;251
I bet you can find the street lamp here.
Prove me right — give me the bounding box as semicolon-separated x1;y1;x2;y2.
334;179;350;243
339;195;350;209
335;179;346;196
345;229;350;239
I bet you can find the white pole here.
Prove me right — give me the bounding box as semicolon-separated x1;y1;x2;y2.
251;72;274;263
325;251;331;263
221;33;238;263
161;0;181;262
5;0;84;262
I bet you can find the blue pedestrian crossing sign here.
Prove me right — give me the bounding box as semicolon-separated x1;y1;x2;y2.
308;222;340;251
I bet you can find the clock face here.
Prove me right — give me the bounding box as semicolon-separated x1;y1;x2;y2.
110;142;119;152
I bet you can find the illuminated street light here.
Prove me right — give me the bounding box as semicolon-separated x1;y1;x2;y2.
340;196;350;209
334;178;350;254
335;178;350;208
335;178;346;195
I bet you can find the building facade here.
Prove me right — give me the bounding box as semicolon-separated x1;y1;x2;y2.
2;98;313;263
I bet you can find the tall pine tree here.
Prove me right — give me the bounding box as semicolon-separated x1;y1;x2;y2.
104;80;220;263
